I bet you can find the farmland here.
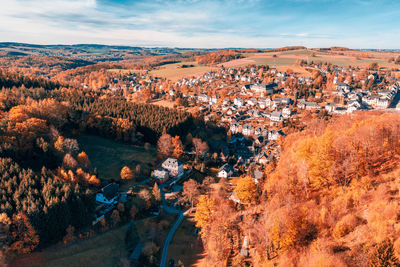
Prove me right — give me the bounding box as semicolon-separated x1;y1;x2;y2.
149;61;218;81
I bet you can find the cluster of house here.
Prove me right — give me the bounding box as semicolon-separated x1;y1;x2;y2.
153;157;185;183
326;81;400;113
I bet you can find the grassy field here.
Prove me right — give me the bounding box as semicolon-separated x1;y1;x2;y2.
166;216;205;267
12;213;177;267
78;135;156;181
149;61;218;81
222;49;400;69
13;224;130;267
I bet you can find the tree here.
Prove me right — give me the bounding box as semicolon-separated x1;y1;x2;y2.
194;195;215;229
63;154;78;170
172;136;184;158
395;56;400;65
130;205;138;220
139;189;152;209
62;225;76;244
120;166;134;180
9;213;39;254
63;138;79;154
152;183;161;202
77;151;90;168
367;62;379;70
201;176;214;193
54;136;64;152
234;176;257;205
157;133;174;157
218;177;231;198
182;179;200;208
192;138;209;160
368;239;400;267
110;210;120;227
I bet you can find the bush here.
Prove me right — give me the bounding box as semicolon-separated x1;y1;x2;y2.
333;214;359;239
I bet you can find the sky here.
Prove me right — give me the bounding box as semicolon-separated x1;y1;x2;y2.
0;0;399;48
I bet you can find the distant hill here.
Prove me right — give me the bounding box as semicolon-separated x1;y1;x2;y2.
265;46;307;52
0;42;208;61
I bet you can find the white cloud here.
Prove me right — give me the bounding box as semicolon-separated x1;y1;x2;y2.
0;0;398;48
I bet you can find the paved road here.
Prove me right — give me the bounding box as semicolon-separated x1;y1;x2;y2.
160;212;184;267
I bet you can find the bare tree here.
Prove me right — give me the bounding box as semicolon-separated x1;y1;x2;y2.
193;138;209;161
182;179;200;208
157;133;173;157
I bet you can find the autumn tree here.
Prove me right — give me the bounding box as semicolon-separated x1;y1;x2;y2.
77;151;90;168
368;239;400;267
152;183;162;202
138;189;153;209
9;213;39;254
62;225;76;244
110;210;120;227
172;136;184;158
194;195;215;229
182;179;200;208
63;153;78;170
120;166;134;180
233;176;257;205
368;62;379;70
192;137;209;160
157;133;174;157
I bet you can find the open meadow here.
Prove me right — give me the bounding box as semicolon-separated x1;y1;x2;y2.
11;213;177;267
166;216;205;267
77;135;156;181
149;61;218;81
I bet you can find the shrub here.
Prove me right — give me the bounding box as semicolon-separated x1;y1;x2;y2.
333;214;359;239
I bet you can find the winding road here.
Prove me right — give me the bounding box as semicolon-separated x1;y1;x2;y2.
160;212;184;267
159;180;194;267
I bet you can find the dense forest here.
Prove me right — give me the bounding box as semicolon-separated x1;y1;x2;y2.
194;112;400;266
0;95;96;262
195;49;244;65
65;95;193;143
0;67;214;265
0;69;61;91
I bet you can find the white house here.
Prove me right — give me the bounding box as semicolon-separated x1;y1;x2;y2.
250;83;275;95
96;183;119;205
247;98;257;106
153;169;169;182
234;97;244;107
254;126;263;136
242;124;254;136
230;122;240;134
268;130;284;141
218;164;234;178
198;94;209;103
162;158;184;177
282;106;292;118
305;102;320;110
270;111;283;123
325;102;336;113
336;82;350;93
376;98;390;109
257;153;270;165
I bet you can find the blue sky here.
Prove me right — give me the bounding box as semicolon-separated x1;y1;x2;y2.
0;0;399;48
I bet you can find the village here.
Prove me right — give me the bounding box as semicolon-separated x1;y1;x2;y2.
99;61;400;179
86;59;400;266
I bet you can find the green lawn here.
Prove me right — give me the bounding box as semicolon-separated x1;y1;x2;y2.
12;225;130;267
249;57;297;66
78;135;156;181
12;214;177;267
